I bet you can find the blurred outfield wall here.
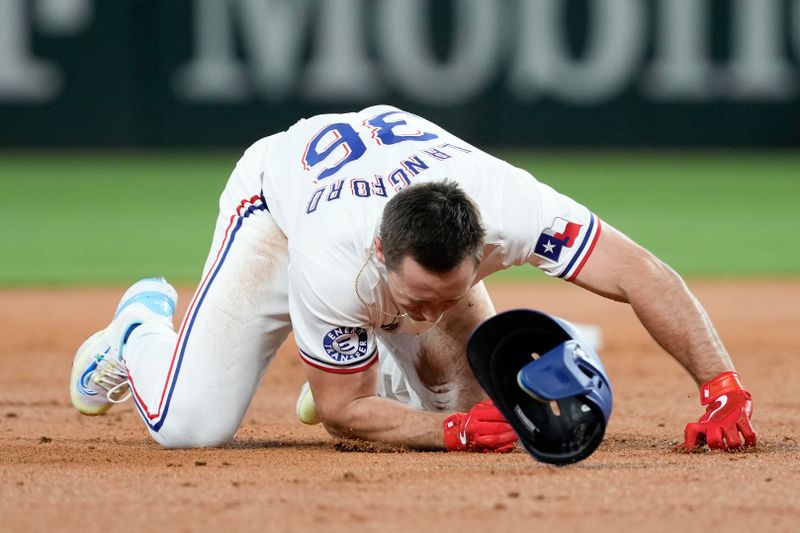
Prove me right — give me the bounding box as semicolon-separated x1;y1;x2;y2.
1;0;799;148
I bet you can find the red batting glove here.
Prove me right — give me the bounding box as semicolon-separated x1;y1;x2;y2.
679;371;757;450
443;399;518;453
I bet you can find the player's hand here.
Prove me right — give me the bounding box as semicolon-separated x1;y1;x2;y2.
443;399;518;453
678;371;756;451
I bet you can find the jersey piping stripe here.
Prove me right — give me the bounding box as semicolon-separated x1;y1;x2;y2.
566;218;602;282
557;214;600;281
298;347;379;374
130;197;265;430
128;195;266;432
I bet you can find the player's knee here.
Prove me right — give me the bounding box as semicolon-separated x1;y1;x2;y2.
148;413;240;449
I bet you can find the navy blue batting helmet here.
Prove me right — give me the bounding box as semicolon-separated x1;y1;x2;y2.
467;309;613;465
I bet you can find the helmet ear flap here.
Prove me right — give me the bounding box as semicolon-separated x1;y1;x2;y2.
467;309;613;465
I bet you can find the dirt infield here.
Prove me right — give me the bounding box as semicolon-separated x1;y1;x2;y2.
1;280;798;532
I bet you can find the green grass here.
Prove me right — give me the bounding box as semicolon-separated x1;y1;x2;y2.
0;150;798;285
0;152;231;285
497;151;800;280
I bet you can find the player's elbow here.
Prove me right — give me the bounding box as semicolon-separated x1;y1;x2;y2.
321;419;352;440
620;247;686;298
639;250;682;284
317;400;366;440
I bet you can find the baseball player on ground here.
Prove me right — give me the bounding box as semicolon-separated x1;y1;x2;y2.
70;105;756;453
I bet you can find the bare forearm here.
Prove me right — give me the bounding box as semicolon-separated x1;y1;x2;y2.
323;395;448;450
574;225;735;385
621;257;733;384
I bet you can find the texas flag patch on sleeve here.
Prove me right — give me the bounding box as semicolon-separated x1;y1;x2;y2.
533;217;582;262
533;214;602;281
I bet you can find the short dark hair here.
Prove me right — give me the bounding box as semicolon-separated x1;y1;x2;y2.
379;180;485;273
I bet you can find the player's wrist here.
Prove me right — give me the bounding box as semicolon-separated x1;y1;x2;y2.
443;412;468;451
699;370;746;405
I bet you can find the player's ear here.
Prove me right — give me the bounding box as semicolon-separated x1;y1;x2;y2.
374;236;386;264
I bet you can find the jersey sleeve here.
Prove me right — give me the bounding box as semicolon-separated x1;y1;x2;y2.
489;166;602;281
288;253;379;374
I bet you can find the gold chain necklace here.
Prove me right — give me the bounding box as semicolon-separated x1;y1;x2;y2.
353;247;408;321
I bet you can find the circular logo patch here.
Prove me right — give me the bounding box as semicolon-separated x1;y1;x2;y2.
322;327;369;362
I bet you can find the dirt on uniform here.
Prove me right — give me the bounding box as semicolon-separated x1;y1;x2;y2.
1;280;798;532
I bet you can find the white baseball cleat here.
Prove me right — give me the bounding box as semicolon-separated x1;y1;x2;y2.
70;277;178;416
295;382;321;425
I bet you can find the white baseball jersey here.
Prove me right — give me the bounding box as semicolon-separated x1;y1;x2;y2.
246;105;601;375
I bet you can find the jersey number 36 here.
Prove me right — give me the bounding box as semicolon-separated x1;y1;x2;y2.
302;111;438;182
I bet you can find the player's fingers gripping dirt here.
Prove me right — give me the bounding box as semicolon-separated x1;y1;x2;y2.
679;371;756;451
721;422;743;449
443;399;518;453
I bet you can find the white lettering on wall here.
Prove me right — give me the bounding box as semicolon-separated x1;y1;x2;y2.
375;0;503;105
509;0;646;104
174;0;800;105
644;0;713;100
725;0;795;98
0;0;797;105
302;0;382;100
0;0;91;102
645;0;795;100
174;0;312;101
